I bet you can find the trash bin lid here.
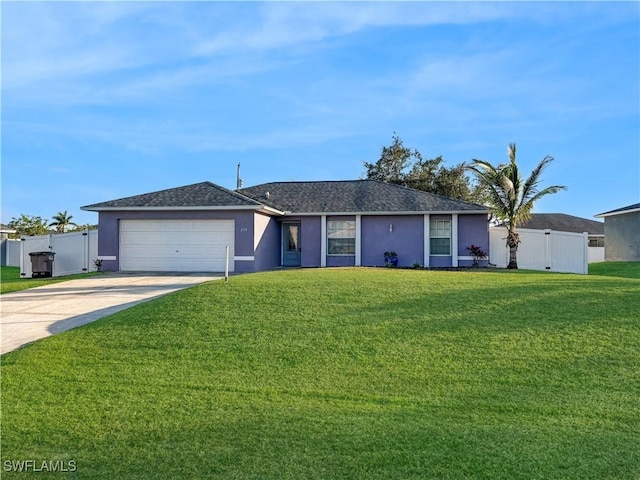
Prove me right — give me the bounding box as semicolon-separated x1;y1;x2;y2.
29;251;56;256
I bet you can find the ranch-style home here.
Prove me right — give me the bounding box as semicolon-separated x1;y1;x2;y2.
82;180;490;273
595;202;640;262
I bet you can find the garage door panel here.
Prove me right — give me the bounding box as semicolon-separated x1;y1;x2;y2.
121;232;232;246
119;220;235;272
121;246;231;258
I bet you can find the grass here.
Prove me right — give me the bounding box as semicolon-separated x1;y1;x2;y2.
589;261;640;279
0;266;102;294
1;267;639;479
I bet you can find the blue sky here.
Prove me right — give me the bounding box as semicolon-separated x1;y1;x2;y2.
2;1;639;226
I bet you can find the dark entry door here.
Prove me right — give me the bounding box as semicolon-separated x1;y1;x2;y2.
282;223;301;267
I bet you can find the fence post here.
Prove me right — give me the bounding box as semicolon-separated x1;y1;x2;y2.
83;229;89;272
225;245;229;282
544;229;551;270
582;232;589;275
19;237;25;276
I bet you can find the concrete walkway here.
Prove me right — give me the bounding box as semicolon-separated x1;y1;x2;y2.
1;272;223;355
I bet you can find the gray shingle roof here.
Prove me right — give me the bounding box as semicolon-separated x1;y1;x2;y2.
82;182;265;210
240;180;487;213
596;203;640;217
518;214;604;235
82;179;488;214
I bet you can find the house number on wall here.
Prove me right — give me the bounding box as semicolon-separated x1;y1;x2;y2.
240;228;248;232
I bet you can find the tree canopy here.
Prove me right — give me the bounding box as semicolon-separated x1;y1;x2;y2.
6;213;95;239
49;210;78;233
7;214;51;238
363;134;485;203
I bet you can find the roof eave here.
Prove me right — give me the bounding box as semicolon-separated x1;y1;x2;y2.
81;205;285;215
595;207;640;218
284;210;489;216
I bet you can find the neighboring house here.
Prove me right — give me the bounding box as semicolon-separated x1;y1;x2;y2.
1;223;16;240
595;203;640;262
517;213;605;246
82;180;489;273
513;213;605;263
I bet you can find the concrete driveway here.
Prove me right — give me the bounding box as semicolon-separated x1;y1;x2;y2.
1;272;223;355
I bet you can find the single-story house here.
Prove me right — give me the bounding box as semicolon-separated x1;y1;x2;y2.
81;180;490;273
1;224;16;240
595;203;640;262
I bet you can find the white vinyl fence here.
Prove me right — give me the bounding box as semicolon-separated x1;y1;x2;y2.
490;227;589;275
20;230;99;278
588;247;605;264
1;239;21;266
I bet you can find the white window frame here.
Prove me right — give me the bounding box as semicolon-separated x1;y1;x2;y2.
327;220;356;256
429;219;451;256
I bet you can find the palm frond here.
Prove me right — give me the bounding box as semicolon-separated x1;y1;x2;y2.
507;143;517;164
519;185;568;215
468;144;566;228
518;155;556;207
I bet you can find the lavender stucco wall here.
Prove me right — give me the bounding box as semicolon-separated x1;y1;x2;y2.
361;215;424;267
458;214;490;255
98;210;489;272
97;210;258;272
429;255;452;267
301;217;322;267
457;214;490;267
278;216;322;267
253;213;280;272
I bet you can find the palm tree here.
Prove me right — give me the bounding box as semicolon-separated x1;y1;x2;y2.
467;143;566;269
49;210;77;233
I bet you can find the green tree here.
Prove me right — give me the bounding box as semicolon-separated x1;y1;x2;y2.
404;156;443;192
467;143;567;269
49;210;77;233
69;223;98;232
364;134;484;203
7;214;51;238
364;133;421;185
433;163;476;201
406;158;480;202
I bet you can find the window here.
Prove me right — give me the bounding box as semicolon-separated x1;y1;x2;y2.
588;236;604;247
327;220;355;255
430;219;451;255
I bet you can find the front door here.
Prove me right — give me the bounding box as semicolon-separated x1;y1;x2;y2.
282;223;301;267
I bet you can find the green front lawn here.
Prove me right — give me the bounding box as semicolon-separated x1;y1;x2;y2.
1;267;639;479
0;266;102;294
589;261;640;279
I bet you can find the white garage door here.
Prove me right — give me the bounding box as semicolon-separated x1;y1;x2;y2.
120;220;234;272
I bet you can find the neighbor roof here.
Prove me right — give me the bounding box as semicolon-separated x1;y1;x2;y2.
82;182;274;212
518;214;604;235
595;202;640;218
240;180;488;214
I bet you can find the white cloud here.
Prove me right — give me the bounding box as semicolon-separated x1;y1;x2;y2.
192;2;525;57
4;1;633;109
2;1;636;162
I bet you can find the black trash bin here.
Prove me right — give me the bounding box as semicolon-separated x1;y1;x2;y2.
29;251;56;278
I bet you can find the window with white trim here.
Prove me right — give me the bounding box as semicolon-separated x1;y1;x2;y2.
327;220;355;255
430;219;451;255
